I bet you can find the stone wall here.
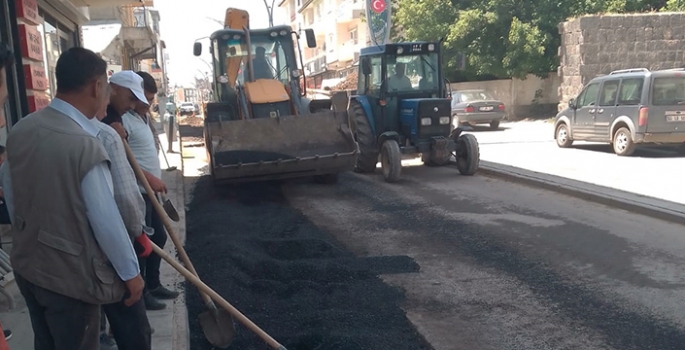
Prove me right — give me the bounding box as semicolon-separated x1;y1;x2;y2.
558;13;685;111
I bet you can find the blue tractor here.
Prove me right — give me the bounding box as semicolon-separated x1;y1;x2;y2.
348;41;480;182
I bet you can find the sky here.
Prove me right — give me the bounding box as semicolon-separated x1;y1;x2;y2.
155;0;287;87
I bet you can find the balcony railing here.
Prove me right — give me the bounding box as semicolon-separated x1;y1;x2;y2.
305;55;327;75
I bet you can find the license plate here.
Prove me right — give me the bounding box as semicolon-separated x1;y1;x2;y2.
479;106;494;112
667;115;685;122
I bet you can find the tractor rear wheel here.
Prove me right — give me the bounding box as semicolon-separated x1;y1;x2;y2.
349;100;378;173
456;133;480;175
381;140;402;183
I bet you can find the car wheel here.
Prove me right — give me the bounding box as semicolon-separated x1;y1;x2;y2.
555;123;573;148
612;127;636;156
490;120;500;129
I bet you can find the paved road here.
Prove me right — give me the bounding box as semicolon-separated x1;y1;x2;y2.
284;167;685;350
183;135;685;349
466;121;685;205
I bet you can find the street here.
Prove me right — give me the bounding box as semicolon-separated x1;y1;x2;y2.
181;127;685;350
469;121;685;205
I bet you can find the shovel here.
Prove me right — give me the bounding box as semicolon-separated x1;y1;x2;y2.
151;243;289;350
123;142;235;348
158;193;180;222
156;136;177;171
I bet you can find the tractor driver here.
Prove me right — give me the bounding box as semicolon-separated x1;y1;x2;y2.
252;46;274;80
387;62;413;92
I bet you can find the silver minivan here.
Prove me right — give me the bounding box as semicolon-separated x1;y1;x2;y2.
554;68;685;156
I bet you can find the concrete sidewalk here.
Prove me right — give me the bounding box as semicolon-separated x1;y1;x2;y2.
0;127;189;349
479;160;685;225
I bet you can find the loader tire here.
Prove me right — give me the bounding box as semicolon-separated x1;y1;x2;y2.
456;133;479;176
349;100;378;173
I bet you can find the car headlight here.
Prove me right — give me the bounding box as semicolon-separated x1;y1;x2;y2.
421;117;431;126
439;117;450;124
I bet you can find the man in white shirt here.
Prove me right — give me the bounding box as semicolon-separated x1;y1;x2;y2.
120;71;179;310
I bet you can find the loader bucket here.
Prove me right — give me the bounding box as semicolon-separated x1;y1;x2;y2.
206;109;358;183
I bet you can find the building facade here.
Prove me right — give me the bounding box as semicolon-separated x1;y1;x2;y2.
0;0;159;142
279;0;369;90
81;1;168;112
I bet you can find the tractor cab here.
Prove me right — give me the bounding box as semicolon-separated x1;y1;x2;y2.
349;41;480;183
356;42;451;144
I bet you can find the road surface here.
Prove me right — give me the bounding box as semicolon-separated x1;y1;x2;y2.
468;121;685;205
182;139;685;350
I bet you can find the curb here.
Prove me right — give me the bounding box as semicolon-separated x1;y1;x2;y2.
478;160;685;225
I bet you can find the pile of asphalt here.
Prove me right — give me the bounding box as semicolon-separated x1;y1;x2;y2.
184;177;431;350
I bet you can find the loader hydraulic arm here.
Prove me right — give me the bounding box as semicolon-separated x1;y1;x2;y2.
223;8;250;88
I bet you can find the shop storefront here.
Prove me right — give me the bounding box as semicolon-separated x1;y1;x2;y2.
0;0;85;135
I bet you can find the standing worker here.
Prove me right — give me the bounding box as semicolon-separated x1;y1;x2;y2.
0;41;14;348
94;70;155;350
131;71;180;309
0;47;144;350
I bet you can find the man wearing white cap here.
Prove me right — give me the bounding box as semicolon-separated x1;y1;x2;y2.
99;70;154;350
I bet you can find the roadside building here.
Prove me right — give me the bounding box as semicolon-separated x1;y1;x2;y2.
0;0;164;139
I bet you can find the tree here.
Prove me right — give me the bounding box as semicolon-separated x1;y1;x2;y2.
395;0;670;80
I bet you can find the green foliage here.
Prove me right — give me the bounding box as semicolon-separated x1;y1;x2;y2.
663;0;685;10
394;0;671;79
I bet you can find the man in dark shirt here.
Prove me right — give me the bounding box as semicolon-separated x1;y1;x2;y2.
252;46;274;80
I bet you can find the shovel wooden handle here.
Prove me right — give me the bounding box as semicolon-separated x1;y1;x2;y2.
122;142;214;308
151;243;287;350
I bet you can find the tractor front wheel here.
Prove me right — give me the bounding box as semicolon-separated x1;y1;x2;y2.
381;140;402;183
455;133;480;175
349;100;378;173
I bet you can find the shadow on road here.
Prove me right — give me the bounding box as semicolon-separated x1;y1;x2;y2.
466;125;510;132
572;144;685;158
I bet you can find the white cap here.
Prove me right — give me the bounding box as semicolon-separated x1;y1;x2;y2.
109;70;149;105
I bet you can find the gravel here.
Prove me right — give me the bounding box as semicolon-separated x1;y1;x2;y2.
184;176;432;350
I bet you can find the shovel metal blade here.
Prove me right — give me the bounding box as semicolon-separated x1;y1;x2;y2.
199;307;236;348
163;199;180;222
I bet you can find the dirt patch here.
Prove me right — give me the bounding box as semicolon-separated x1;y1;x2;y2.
184;177;431;350
178;115;204;126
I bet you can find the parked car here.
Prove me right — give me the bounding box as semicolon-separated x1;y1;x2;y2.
555;68;685;156
451;89;506;129
179;102;195;116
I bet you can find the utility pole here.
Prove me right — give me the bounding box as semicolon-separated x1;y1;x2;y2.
262;0;276;27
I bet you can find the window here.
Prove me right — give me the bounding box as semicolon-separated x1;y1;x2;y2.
599;80;619;106
385;53;439;93
577;82;600;107
36;11;78;99
350;27;358;44
359;56;383;96
651;76;685;106
617;78;643;105
460;91;495;102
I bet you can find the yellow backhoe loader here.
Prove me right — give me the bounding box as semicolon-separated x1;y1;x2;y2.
193;8;358;184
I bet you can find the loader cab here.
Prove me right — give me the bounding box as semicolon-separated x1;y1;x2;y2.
194;25;315;120
354;42;450;143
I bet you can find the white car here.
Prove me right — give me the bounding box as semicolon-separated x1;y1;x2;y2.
179;102;195;115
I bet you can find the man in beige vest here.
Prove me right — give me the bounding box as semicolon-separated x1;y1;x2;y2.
2;47;144;350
